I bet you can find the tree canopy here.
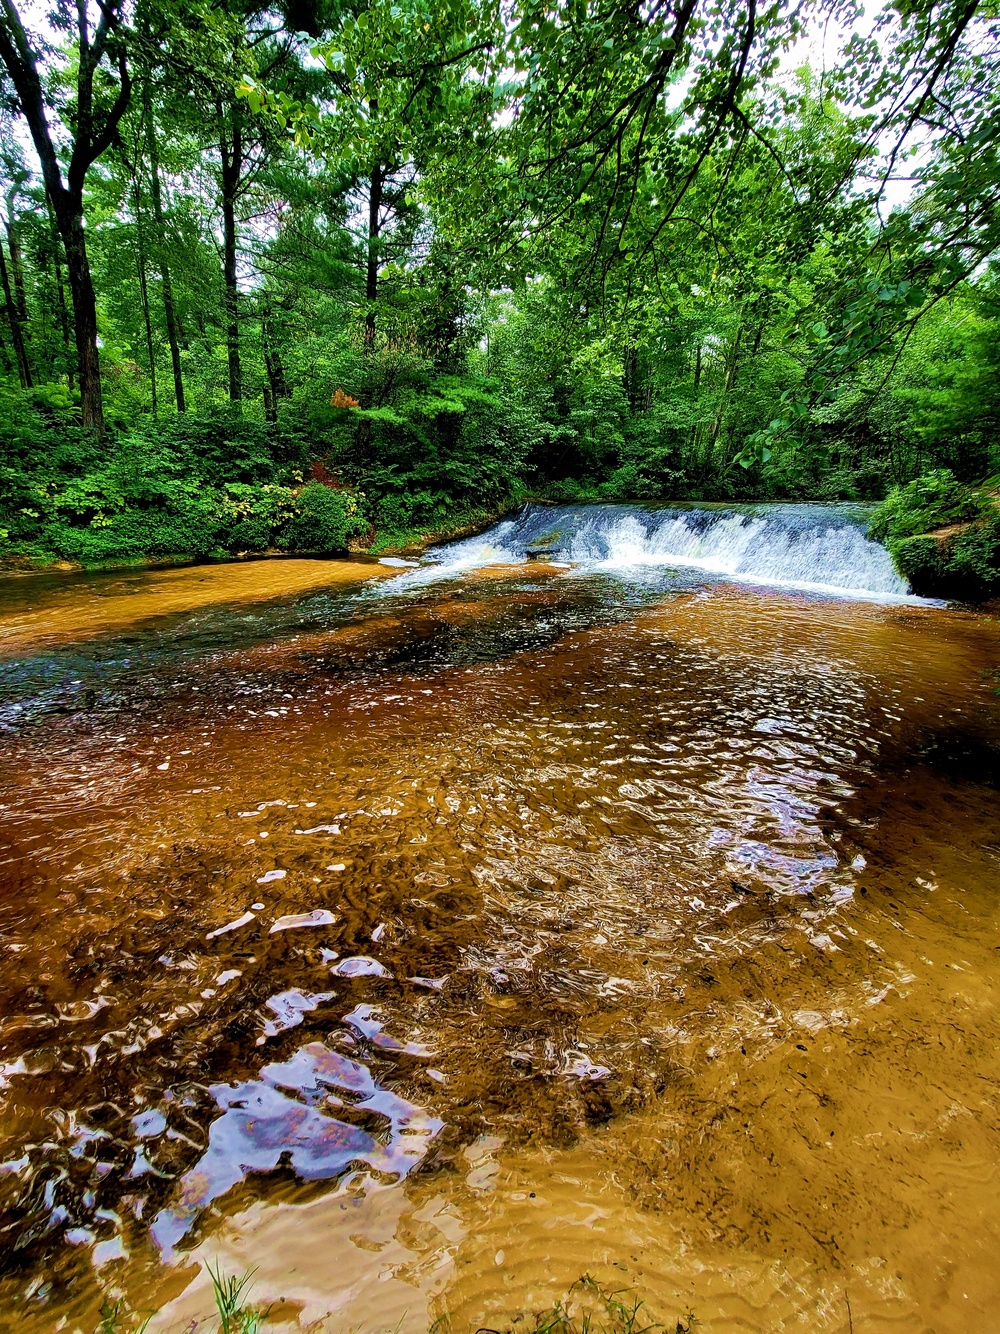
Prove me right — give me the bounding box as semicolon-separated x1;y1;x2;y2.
1;0;999;564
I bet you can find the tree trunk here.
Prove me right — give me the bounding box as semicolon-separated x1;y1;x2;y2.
355;158;384;467
145;88;185;411
46;201;74;389
5;215;27;321
0;234;31;388
262;316;287;411
364;161;383;354
133;182;158;416
706;324;743;465
687;343;703;462
54;202;103;432
0;0;132;437
219;101;243;403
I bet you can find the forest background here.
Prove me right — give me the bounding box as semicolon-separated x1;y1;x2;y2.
0;0;999;587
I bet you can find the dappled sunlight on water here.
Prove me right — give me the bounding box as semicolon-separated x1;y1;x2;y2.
0;535;998;1330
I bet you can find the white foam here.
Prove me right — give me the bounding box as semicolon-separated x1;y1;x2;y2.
387;503;925;602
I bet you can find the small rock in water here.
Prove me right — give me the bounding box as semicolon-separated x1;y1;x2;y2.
326;863;347;872
269;909;337;934
257;869;286;884
792;1010;829;1034
409;975;449;990
93;1236;128;1268
809;932;839;953
331;956;391;978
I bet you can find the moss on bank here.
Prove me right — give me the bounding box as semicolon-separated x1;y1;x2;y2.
869;470;1000;599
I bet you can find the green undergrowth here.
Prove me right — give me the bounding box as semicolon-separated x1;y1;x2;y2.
96;1271;696;1334
366;500;524;555
869;470;1000;598
0;387;527;570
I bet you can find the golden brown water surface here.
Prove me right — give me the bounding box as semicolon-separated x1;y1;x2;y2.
0;553;998;1332
0;558;389;657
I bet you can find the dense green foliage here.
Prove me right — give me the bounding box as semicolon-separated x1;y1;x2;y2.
870;471;1000;598
1;0;999;586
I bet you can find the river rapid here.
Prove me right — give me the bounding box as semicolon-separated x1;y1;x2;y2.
0;502;998;1332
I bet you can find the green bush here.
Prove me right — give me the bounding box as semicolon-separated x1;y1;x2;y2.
282;483;367;553
44;505;218;563
152;407;313;485
0;374;518;566
869;469;989;543
870;471;1000;597
216;484;298;553
948;516;1000;591
542;477;592;503
891;535;948;589
346;370;529;527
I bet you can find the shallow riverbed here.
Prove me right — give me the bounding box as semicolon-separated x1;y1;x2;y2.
0;505;998;1332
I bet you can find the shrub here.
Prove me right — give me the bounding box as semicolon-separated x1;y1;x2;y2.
152;407;313;485
282;483;367;553
216;484;298;553
868;469;989;543
948;516;1000;592
870;471;1000;597
891;535;947;589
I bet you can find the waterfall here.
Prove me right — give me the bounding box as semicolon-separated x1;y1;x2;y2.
398;502;914;601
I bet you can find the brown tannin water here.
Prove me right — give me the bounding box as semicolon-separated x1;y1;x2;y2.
0;506;998;1332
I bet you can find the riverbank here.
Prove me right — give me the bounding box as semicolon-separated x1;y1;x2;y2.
869;471;1000;598
10;477;997;606
0;503;518;578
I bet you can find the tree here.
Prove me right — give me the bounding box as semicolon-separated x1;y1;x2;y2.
0;0;133;434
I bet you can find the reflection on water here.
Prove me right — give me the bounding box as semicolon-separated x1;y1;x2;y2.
150;1042;442;1258
0;518;998;1331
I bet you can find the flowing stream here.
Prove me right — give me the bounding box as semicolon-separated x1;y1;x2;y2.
412;501;912;599
0;502;998;1332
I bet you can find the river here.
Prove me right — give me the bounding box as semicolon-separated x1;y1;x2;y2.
0;502;998;1331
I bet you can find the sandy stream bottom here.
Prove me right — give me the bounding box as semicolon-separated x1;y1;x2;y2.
0;560;997;1332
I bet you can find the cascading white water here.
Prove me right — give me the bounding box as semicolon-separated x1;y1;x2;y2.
394;502;915;601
